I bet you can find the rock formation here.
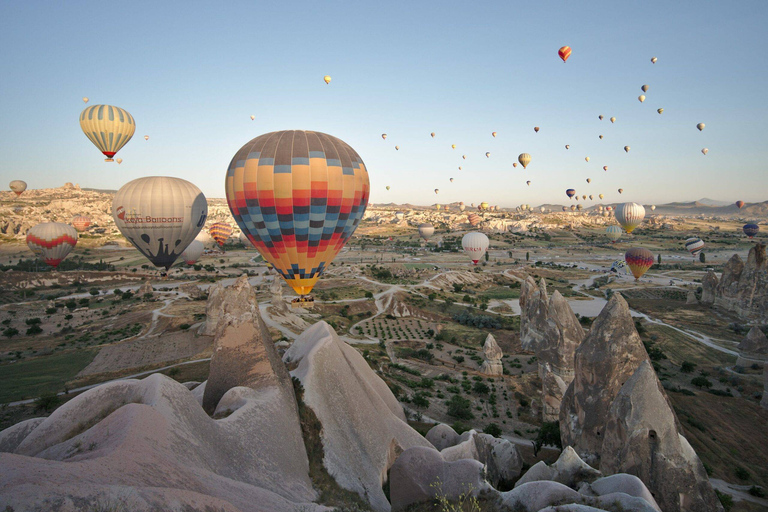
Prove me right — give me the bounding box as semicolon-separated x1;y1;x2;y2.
200;274;256;336
520;276;549;352
284;321;432;512
479;333;503;375
600;361;723;512
560;293;649;467
425;423;460;451
736;326;768;368
686;289;698;304
701;270;718;305
541;363;568;422
438;429;523;489
538;290;585;382
137;279;154;298
269;276;288;313
712;244;768;321
179;282;205;300
762;362;768;410
501;479;660;512
514;446;602;490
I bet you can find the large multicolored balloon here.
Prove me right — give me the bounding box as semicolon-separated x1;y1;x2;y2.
480;201;489;210
239;231;255;248
71;215;91;232
225;130;369;296
614;202;645;233
418;223;435;240
566;189;576;199
209;223;232;246
558;46;572;62
462;232;489;264
79;104;136;162
736;201;745;209
113;177;208;270
625;247;654;281
518;153;531;169
611;259;629;275
181;240;204;264
684;237;704;257
9;180;27;196
467;213;482;227
26;222;78;268
743;223;759;238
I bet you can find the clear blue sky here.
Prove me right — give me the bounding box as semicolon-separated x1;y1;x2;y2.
1;0;766;208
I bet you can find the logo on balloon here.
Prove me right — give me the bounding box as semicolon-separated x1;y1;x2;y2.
116;206;126;220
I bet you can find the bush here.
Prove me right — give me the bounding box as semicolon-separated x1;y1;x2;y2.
484;423;502;437
533;421;562;456
179;323;191;330
446;395;474;420
364;291;373;299
735;466;750;481
65;300;77;311
2;327;19;338
716;490;734;511
45;307;57;315
89;288;100;296
25;318;42;325
34;393;61;412
680;361;696;373
472;381;490;394
412;393;429;409
691;376;712;389
26;325;43;335
749;486;766;498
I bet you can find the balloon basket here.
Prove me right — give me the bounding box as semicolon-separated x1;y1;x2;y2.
292;297;314;308
104;158;114;162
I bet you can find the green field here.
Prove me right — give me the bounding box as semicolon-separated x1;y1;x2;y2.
480;286;521;300
0;349;97;403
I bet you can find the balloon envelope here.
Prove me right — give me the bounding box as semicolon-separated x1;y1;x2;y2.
743;223;759;238
323;75;331;84
625;247;654;280
684;237;704;257
697;123;705;131
71;215;91;232
26;222;78;268
113;176;208;270
736;201;745;209
181;240;205;264
462;232;489;264
9;180;27;196
614;202;645;233
80;105;136;162
558;46;572;62
518;153;531;169
225;130;369;296
467;213;481;227
418;223;435;240
566;189;576;199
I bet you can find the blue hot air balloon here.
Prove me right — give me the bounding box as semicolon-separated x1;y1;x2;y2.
743;223;760;239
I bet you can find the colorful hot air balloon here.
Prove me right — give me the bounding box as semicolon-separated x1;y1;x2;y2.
9;180;27;196
418;223;435;240
638;95;646;103
459;166;462;170
651;57;658;64
743;223;759;238
558;46;572;62
323;75;332;84
603;166;608;171
611;259;629;275
701;148;708;155
181;240;205;264
610;117;616;123
480;201;489;210
577;204;583;211
684;237;705;257
459;202;466;212
570;205;576;211
599;115;604;120
492;132;497;137
486;152;490;158
696;123;705;131
589;195;594;200
26;222;78;268
641;85;649;93
117;158;123;164
462;155;466;160
518;153;531;169
467;213;481;227
512;163;517;168
462;232;489;264
450;178;454;183
625;247;654;281
566;189;576;199
225;130;369;297
736;201;745;209
534;126;540;133
586;178;592;183
82;97;89;103
624;146;630;153
614;202;645;233
599;193;604;199
582;195;587;200
113;177;208;270
209;223;232;247
79;105;136;162
657;108;664;114
382;134;387;139
71;215;91;232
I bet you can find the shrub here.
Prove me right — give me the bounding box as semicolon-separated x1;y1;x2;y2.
65;300;77;311
26;325;43;335
533;421;562;456
179;323;191;330
34;393;61;412
749;486;766;498
681;361;696;373
691;376;712;389
412;393;429;409
45;307;57;315
25;318;42;325
89;288;100;296
3;327;19;338
484;423;502;437
716;490;733;511
446;395;474;420
735;466;750;481
472;382;490;394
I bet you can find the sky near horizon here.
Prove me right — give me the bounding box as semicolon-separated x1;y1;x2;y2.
0;0;766;208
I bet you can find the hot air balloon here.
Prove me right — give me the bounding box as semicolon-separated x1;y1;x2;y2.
467;214;481;227
113;177;208;270
144;135;149;141
599;135;604;140
526;181;531;186
610;117;616;123
71;215;91;232
82;97;89;103
625;247;654;281
492;132;497;137
480;201;489;210
195;230;213;246
606;206;613;211
566;189;576;199
486;152;490;158
225;130;369;298
582;195;587;200
79;105;136;162
585;156;590;162
382;133;387;139
540;207;546;213
117;158;123;164
650;205;656;211
657;108;664;114
459;203;466;212
570;205;576;211
462;232;489;264
9;180;27;196
696;123;705;131
431;132;436;138
599;115;604;120
743;223;759;238
576;204;583;211
434;188;439;194
26;222;78;268
395;145;399;150
518;153;531;169
624;146;630;153
209;222;232;247
603;166;608;171
558;46;572;63
701;148;708;155
462;155;466;160
562;207;568;212
618;189;624;194
565;144;570;149
418;223;435;240
239;232;255;248
250;115;255;121
736;201;745;209
684;237;705;257
611;259;629;275
638;95;646;103
386;186;390;190
651;57;658;63
614;202;645;233
450;178;454;183
512;163;517;168
589;195;594;200
599;194;604;199
534;127;540;133
436;204;441;211
641;85;649;93
451;144;456;149
323;75;332;84
586;178;592;183
181;240;205;264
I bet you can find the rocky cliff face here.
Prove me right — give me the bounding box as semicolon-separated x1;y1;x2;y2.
736;326;768;368
520;276;549;352
539;290;584;381
479;333;503;376
711;244;768;321
701;270;718;305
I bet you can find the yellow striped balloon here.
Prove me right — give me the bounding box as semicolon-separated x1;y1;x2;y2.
209;222;233;247
79;105;136;162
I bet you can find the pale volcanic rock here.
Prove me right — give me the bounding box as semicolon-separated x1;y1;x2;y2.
736;326;768;367
0;373;319;512
686;290;698;304
503;479;659;512
179;282;205;300
708;245;768;321
0;418;45;454
137;279;154;297
520;276;549;352
700;270;718;305
716;253;744;297
600;361;723;512
425;423;460;451
200;274;255;336
560;293;649;467
479;333;504;376
541;364;568;422
581;474;660;511
514;446;601;489
284;321;433;512
438;430;523;489
539;289;584;380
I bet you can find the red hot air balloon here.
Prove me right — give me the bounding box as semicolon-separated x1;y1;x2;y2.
71;215;92;232
736;201;745;209
26;222;78;268
625;247;654;281
558;46;572;63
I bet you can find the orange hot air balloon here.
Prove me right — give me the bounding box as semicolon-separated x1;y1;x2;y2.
625;247;654;281
209;222;233;247
71;215;92;232
534;126;540;133
558;46;572;63
736;201;745;209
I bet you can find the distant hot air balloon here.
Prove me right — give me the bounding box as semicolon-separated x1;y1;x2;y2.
486;152;490;158
540;207;546;213
480;201;489;210
641;85;649;93
467;213;481;227
71;215;91;232
603;166;608;171
431;132;436;138
450;178;454;183
743;223;759;238
459;203;466;212
418;223;435;240
26;222;78;268
462;232;489;264
615;202;645;233
638;95;646;103
144;135;149;141
582;195;587;200
585;156;590;162
657;108;664;114
624;146;630;153
736;201;745;209
451;144;456;149
80;105;136;162
558;46;572;63
610;117;616;123
518;153;531;169
9;180;27;196
618;188;624;194
435;188;439;194
571;205;576;211
589;195;594;200
492;132;497;137
250;115;255;120
607;206;613;211
562;207;568;211
565;144;570;149
209;222;233;247
598;205;604;212
534;126;540;133
625;247;654;281
586;178;591;183
436;204;441;211
323;75;332;84
117;158;123;164
599;115;604;121
697;123;705;131
526;181;531;186
113;177;208;270
651;57;658;64
512;163;517;168
599;194;604;199
650;205;656;211
462;155;466;160
386;186;390;190
395;145;399;150
684;237;705;257
82;97;89;103
566;189;576;199
577;204;583;211
701;148;708;155
181;240;205;264
599;135;604;140
382;133;387;139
